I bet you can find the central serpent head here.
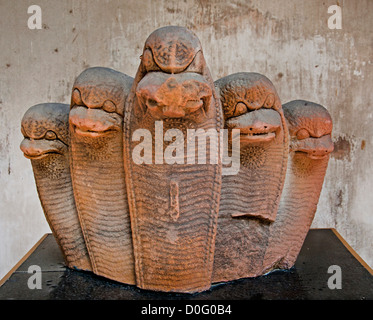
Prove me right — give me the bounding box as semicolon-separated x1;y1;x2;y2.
135;26;214;120
141;26;203;75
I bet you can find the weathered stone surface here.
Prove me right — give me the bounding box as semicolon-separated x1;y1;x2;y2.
19;26;334;294
69;67;135;284
20;103;91;271
263;100;334;272
123;26;223;293
213;72;289;282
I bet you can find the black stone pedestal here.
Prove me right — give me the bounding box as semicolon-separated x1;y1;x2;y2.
1;229;372;300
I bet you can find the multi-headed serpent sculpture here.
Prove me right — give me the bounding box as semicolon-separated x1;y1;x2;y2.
20;26;334;293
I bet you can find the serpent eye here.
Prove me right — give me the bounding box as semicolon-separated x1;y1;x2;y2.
141;48;160;72
147;98;159;109
185;51;204;74
72;88;83;106
45;130;57;140
233;102;248;117
103;100;116;113
21;126;27;138
296;128;310;140
264;94;275;108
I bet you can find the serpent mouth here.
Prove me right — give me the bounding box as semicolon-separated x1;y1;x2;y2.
23;150;61;160
310;154;328;160
239;130;277;143
294;150;329;160
73;126;116;138
69;106;121;138
291;135;334;160
228;109;282;144
20;138;65;160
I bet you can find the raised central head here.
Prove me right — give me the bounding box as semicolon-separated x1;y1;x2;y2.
134;26;214;121
141;26;203;74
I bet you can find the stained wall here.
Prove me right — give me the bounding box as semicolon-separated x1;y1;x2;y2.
1;0;372;280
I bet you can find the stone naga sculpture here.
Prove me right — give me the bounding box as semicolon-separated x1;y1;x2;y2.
263;100;334;272
20;26;333;294
69;67;135;284
20;103;91;271
213;72;289;282
123;26;223;293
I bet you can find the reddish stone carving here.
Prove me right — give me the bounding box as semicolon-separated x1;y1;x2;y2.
263;100;334;272
123;26;223;293
69;67;135;284
213;72;289;282
20;103;91;271
20;26;333;294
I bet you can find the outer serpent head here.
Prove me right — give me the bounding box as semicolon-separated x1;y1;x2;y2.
20;103;69;160
69;67;133;138
283;100;334;160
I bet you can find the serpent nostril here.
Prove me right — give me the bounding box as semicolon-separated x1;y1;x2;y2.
166;78;178;89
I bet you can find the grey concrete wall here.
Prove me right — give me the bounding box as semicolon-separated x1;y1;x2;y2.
1;0;372;280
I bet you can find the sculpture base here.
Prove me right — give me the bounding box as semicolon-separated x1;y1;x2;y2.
1;229;372;300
